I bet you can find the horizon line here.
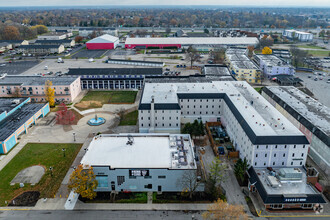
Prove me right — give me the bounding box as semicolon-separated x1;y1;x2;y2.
0;5;330;8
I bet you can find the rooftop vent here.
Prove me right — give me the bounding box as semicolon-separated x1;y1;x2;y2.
126;135;134;146
11;99;21;105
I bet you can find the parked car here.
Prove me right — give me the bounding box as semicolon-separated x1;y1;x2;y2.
314;78;318;81
308;75;311;78
218;146;225;155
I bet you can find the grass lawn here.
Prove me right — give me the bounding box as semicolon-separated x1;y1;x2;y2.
307;50;330;57
254;87;263;93
0;143;82;206
75;91;137;111
136;50;145;54
297;45;325;49
119;110;138;126
116;193;147;203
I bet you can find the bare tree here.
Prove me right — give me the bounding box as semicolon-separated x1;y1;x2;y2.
290;45;308;68
12;87;21;97
186;46;199;68
177;170;201;199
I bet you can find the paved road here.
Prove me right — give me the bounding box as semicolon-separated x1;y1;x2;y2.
0;210;203;220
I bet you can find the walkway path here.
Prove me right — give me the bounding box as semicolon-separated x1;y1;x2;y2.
200;142;251;215
56;137;93;198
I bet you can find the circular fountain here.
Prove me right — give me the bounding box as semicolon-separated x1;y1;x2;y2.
87;114;106;126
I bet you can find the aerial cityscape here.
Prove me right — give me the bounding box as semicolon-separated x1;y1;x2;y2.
0;1;329;220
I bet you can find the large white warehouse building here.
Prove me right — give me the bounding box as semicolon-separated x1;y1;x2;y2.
139;78;309;168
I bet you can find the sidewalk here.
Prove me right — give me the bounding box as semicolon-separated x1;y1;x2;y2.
74;200;210;211
56;137;93;198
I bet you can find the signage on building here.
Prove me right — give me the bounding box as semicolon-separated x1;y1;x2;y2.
284;198;307;202
129;169;149;177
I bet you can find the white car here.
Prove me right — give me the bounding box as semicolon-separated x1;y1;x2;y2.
0;64;6;67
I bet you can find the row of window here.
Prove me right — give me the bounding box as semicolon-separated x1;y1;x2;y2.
254;161;303;166
182;111;220;115
256;145;306;149
140;110;179;114
141;116;179;121
141;123;179;127
182;105;220;109
180;99;220;103
255;153;304;158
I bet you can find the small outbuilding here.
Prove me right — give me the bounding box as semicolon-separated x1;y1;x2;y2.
86;34;119;50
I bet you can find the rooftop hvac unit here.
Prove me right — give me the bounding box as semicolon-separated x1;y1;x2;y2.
170;141;177;148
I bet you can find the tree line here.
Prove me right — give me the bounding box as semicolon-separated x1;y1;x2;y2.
0;23;47;40
0;8;328;29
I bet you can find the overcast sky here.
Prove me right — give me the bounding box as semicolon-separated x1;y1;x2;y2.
0;0;329;7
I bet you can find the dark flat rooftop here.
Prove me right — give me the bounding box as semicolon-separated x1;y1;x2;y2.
0;98;29;115
19;45;62;49
108;59;164;65
35;40;73;44
204;65;231;76
67;68;163;76
0;103;46;141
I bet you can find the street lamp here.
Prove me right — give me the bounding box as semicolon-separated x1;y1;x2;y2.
49;166;53;177
73;132;76;142
62;148;66;157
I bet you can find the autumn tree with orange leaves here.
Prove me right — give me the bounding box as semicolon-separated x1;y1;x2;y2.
68;164;98;200
202;199;249;220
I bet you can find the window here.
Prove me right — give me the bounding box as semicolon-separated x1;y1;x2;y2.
169;123;171;126
292;153;295;157
294;145;296;149
158;176;166;179
273;162;275;166
274;153;276;157
300;162;303;165
291;162;293;165
301;153;304;157
117;176;125;186
282;162;284;165
255;162;257;166
283;153;286;157
144;176;152;179
169;117;171;120
264;162;266;166
256;154;258;157
148;117;150;120
144;184;152;189
141;124;143;127
303;145;306;148
265;153;267;157
275;145;277;149
96;176;108;188
176;123;178;126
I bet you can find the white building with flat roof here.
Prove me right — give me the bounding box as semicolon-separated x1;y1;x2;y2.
254;54;295;78
282;30;313;42
139;79;309;168
80;133;203;192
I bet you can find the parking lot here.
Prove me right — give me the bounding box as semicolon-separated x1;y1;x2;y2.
71;49;112;59
296;71;330;107
0;61;40;75
110;50;136;56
